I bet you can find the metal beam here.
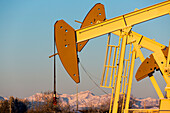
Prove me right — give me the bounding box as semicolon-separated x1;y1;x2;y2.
76;0;170;43
113;30;165;52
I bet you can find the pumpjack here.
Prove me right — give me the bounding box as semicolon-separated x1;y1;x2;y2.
50;1;170;113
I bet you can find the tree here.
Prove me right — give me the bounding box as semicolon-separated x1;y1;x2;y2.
0;96;27;113
0;100;9;113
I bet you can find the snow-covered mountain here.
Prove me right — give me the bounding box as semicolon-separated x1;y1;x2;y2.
134;97;159;109
25;91;111;111
0;96;8;101
0;96;5;101
24;90;160;110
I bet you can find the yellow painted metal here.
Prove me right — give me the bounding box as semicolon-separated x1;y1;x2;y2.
131;41;144;61
101;33;121;88
124;109;167;113
54;20;80;83
76;0;170;43
165;86;170;99
77;3;106;52
109;46;117;87
101;29;133;113
151;47;170;102
136;35;165;52
101;33;111;87
113;30;165;53
121;60;127;94
106;28;165;112
109;87;114;113
167;41;170;68
153;50;170;86
165;42;170;99
125;50;136;111
159;99;170;113
101;34;123;113
112;29;129;113
105;41;113;86
121;44;132;113
112;36;122;88
165;42;170;81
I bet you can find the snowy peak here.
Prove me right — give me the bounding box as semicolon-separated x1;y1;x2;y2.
25;93;52;102
0;96;5;101
78;90;95;99
24;90;111;110
134;97;159;109
0;96;8;101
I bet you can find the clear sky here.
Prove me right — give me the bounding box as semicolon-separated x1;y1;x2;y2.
0;0;170;99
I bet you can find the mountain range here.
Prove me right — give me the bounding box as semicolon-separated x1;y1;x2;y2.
24;90;159;111
0;91;159;111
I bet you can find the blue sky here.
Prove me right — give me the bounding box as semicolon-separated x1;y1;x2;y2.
0;0;170;99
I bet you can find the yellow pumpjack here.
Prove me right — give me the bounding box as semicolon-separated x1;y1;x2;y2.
50;1;170;113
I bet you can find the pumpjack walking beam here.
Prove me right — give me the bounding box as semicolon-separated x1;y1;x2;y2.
76;0;170;43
